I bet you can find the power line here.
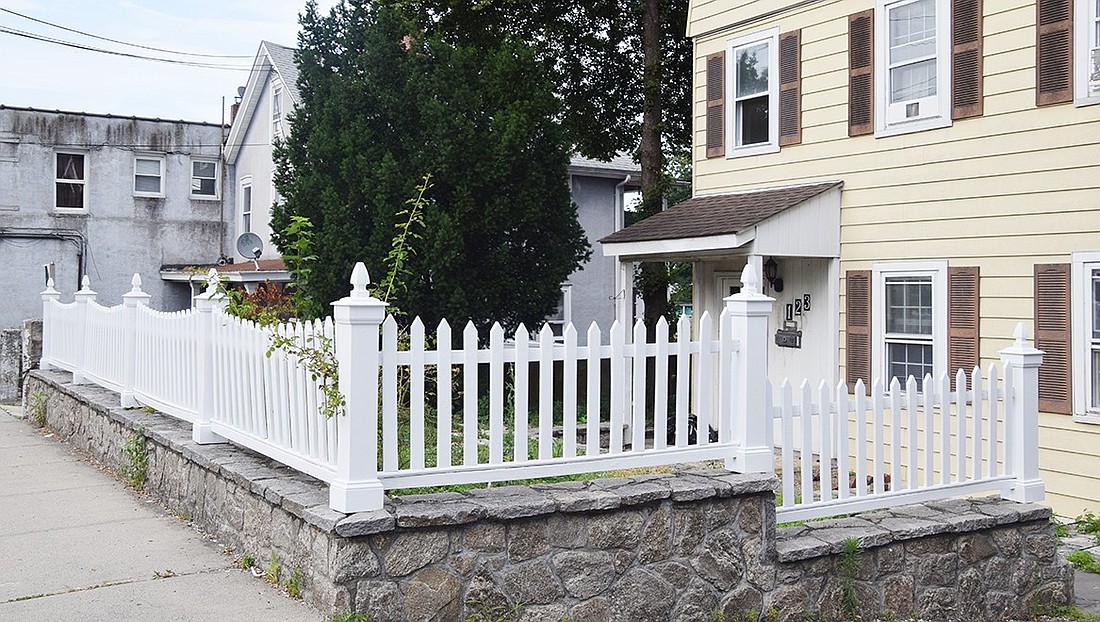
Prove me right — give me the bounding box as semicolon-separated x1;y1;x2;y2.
0;6;253;58
0;25;251;70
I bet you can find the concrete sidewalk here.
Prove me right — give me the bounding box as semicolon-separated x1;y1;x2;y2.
0;404;324;622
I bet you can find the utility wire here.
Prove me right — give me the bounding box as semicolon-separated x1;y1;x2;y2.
0;25;251;70
0;6;253;58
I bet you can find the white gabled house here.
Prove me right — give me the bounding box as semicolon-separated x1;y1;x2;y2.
602;0;1100;515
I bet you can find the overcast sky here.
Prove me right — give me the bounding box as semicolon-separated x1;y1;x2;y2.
0;0;334;124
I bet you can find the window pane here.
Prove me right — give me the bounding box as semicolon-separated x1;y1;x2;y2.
736;42;770;98
193;161;216;178
890;59;937;102
192;178;216;196
887;342;933;388
57;154;83;180
243;212;252;233
135;158;160;176
1092;347;1100;409
889;0;936;50
1093;272;1100;340
886;276;933;335
135;175;161;193
56;183;83;208
738;96;769;145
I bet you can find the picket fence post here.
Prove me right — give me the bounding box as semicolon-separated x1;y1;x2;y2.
71;276;96;385
40;278;60;370
725;262;775;473
120;274;151;408
329;262;388;513
193;270;229;444
1000;322;1046;503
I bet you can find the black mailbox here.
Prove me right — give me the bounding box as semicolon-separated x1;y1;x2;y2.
775;328;802;349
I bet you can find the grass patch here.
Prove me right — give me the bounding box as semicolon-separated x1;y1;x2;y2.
1068;550;1100;574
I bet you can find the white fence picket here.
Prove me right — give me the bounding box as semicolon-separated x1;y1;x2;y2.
563;323;578;458
631;320;647;452
585;322;601;457
539;324;554;460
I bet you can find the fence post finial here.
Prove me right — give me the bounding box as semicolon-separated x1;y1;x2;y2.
349;262;371;298
80;274;91;292
1013;321;1029;347
740;262;761;296
130;273;143;293
203;268;220;296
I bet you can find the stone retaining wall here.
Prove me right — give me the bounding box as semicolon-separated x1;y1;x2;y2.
24;370;1073;621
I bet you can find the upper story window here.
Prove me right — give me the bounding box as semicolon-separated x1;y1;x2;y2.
705;28;800;158
875;0;952;135
191;159;218;199
272;84;283;139
240;179;253;233
134;154;165;197
726;29;780;157
55;152;86;211
1077;0;1100;103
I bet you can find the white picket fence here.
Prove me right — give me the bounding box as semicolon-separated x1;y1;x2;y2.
38;263;1045;516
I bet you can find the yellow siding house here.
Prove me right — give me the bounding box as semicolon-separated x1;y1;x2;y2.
601;0;1100;516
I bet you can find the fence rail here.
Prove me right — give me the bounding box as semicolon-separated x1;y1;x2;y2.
38;263;1045;516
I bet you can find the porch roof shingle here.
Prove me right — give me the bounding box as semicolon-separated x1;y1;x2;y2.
600;181;842;244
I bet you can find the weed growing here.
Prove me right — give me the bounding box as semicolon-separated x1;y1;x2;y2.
1077;511;1100;546
839;537;863;618
119;427;149;491
1068;550;1100;574
29;390;47;427
284;568;302;599
264;552;281;586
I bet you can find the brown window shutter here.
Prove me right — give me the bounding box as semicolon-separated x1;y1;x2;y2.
778;29;802;146
1035;0;1073;106
846;270;872;394
952;0;984;119
948;266;980;389
848;10;874;137
705;52;725;158
1034;264;1072;413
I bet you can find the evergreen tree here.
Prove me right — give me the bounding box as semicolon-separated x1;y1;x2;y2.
397;0;692;329
273;1;590;331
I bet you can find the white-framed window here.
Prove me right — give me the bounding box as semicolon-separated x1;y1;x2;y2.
272;83;283;139
240;177;253;234
190;158;218;199
1077;0;1100;104
546;283;573;338
875;0;952;135
726;28;780;157
1072;252;1100;421
872;261;947;390
55;151;87;211
133;154;165;197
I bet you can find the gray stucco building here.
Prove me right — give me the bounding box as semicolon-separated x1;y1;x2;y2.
0;105;229;329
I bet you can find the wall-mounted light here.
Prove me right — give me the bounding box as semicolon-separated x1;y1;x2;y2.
764;257;784;293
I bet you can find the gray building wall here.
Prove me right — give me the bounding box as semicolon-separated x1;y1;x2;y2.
0;106;227;329
568;173;628;337
230;73;281;261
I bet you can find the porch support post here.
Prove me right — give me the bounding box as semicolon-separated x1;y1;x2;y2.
1000;322;1045;503
330;262;388;513
120;274;151;408
193;270;229;444
725;263;775;473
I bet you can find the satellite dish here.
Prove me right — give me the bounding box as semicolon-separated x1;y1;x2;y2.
236;232;263;270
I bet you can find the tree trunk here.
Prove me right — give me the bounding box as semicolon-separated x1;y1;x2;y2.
637;0;668;334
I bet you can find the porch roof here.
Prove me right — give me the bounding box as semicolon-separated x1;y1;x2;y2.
600;180;842;261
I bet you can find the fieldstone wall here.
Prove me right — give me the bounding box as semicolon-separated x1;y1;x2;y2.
0;328;20;402
24;369;1073;621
